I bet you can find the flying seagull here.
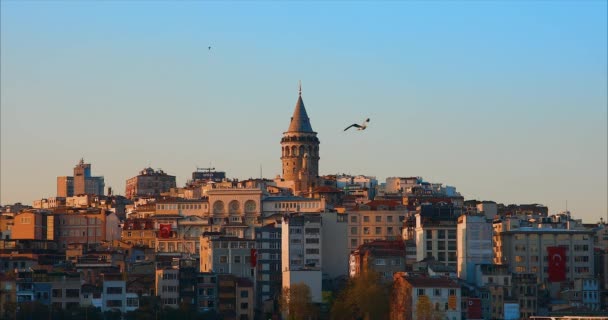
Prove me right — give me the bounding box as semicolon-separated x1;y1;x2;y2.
208;46;212;50
344;118;370;131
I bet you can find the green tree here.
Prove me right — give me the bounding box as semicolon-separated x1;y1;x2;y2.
414;295;444;320
330;270;391;320
280;283;318;320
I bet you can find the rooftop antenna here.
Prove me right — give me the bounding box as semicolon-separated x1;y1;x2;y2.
260;164;263;180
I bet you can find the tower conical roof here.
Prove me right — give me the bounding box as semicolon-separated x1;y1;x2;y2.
287;92;314;133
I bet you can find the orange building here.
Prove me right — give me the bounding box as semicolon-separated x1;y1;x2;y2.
11;210;50;240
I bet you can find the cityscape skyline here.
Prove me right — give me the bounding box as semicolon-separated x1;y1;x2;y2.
1;1;606;222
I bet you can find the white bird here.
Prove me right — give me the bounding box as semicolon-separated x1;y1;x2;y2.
344;118;370;131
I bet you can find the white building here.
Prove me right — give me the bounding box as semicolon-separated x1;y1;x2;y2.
262;196;325;216
415;205;459;267
457;214;493;284
393;273;462;320
321;210;348;279
156;268;179;308
281;214;322;303
101;275;138;314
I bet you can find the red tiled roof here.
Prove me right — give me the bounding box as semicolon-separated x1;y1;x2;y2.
311;186;342;193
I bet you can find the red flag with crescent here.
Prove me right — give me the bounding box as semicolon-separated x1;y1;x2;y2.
250;248;257;267
159;224;172;238
547;246;566;282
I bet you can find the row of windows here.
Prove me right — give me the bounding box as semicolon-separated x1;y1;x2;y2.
158;204;204;210
417;288;456;296
426;230;457;239
375;258;401;266
274;202;320;209
219;255;252;264
61;217;101;225
212;241;256;249
351;215;406;223
426;240;457;251
161;285;178;293
351;226;399;235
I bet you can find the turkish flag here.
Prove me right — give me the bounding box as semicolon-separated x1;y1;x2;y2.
547;246;566;282
250;248;257;267
467;298;482;319
159;224;172;238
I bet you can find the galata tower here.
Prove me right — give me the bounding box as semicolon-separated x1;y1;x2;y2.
281;83;320;195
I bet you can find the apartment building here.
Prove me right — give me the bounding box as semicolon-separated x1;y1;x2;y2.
347;200;408;253
200;235;256;281
254;224;282;308
281;214;323;303
493;218;595;284
392;273;462;320
349;240;405;281
415;203;460;266
196;273;218;313
156;268;179;308
457;214;493;284
125;167;176;199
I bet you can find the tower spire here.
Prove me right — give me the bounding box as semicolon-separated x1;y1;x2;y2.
298;80;302;96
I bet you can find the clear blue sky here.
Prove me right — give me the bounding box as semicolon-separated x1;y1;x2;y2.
1;1;606;222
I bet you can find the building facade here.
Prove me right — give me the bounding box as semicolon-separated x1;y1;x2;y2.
125;167;176;199
57;159;105;197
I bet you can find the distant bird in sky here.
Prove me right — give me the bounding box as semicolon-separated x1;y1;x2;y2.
344;118;370;131
208;46;212;50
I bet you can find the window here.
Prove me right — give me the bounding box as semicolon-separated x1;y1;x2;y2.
107;300;122;307
438;230;445;239
387;227;393;235
52;289;62;298
438;241;445;250
375;259;386;265
240;290;249;298
426;230;433;239
363;216;370;223
448;230;456;239
364;227;370;235
305;228;320;234
375;227;381;235
350;216;357;223
449;289;455;296
306;238;319;244
220;256;228;263
241;302;249;309
127;297;139;307
375;216;382;222
234;256;241;264
434;289;441;296
387;216;393;223
66;289;80;298
351;239;357;247
351;227;358;235
306;248;319;254
417;289;425;296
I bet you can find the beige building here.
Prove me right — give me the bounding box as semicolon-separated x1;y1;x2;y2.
493;218;595;284
392;273;462;320
125;167;176;199
349;240;405;282
347;200;408;253
156;268;179;308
